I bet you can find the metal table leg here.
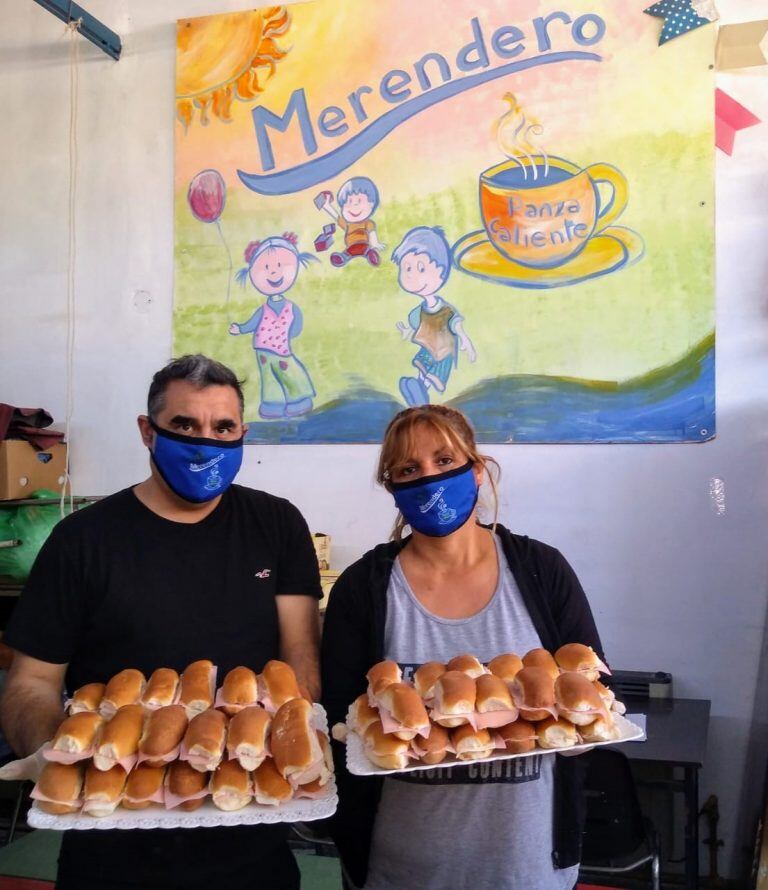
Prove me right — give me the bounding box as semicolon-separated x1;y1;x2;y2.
684;765;700;889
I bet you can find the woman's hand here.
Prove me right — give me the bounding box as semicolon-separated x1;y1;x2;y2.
228;323;240;335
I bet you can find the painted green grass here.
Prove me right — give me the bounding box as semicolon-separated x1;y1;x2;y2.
174;130;714;415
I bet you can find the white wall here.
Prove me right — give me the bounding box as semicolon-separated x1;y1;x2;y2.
2;0;768;879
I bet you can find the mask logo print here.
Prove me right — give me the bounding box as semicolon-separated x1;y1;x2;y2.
436;498;457;525
204;466;223;492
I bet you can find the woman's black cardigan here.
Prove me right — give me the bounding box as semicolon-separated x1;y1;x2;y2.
320;525;605;888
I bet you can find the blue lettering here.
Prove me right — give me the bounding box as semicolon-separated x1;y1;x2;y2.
572;14;606;46
348;85;373;123
318;105;349;137
380;69;413;103
491;25;525;59
456;16;489;72
533;11;572;52
252;88;316;172
414;53;451;90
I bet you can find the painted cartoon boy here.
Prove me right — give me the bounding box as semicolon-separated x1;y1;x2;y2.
319;176;385;267
392;226;477;406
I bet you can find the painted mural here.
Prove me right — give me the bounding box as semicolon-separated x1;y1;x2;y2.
173;1;715;443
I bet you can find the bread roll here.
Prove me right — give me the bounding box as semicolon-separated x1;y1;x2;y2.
49;711;103;759
593;679;615;708
554;672;605;726
182;708;227;773
554;643;609;681
258;660;301;714
445;654;486;679
227;705;270;770
579;712;621;743
410;721;451;765
294;776;330;800
476;674;515;712
83;763;127;817
365;661;402;700
510;667;557;721
93;704;145;771
413;662;446;700
100;669;146;717
521;648;560;680
211;759;253;811
271;699;326;786
253;758;293;806
497;719;537;754
431;671;476;727
32;762;83;814
165;760;208;811
139;705;188;766
536;717;579;749
220;666;259;715
122;763;166;809
487;653;523;685
375;683;430;740
141;668;180;710
68;682;106;714
362;720;410;770
348;694;379;735
451;724;494;761
179;660;216;717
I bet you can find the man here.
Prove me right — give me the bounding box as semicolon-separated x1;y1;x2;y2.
0;355;322;890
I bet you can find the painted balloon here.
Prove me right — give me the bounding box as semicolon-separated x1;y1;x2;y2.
188;169;226;223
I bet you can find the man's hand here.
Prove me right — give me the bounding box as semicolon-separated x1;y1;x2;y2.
0;653;67;757
275;595;321;702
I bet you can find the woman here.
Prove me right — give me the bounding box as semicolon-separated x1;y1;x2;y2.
321;405;605;890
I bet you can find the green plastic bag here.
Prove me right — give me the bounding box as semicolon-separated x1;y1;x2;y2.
0;490;78;582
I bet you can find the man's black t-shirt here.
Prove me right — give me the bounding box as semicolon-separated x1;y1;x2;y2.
4;483;322;889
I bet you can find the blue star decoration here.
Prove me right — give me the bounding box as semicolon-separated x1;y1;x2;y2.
645;0;711;45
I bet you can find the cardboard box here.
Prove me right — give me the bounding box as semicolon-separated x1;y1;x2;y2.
0;441;67;500
312;532;331;570
319;570;341;612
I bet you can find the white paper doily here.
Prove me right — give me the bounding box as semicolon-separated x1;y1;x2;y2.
28;704;337;830
28;780;337;831
346;714;644;776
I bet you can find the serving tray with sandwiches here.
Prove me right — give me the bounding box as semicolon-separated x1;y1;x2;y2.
336;645;644;777
17;660;338;829
344;712;643;776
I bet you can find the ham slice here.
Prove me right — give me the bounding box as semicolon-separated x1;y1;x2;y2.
429;709;479;731
377;704;430;739
42;747;94;765
163;786;209;810
214;687;256;714
136;745;181;766
30;786;83;810
294;783;331;801
178;740;222;773
474;709;520;730
123;785;165;806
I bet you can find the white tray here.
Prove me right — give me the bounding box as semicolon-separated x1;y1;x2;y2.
28;779;337;830
28;704;337;830
346;713;644;776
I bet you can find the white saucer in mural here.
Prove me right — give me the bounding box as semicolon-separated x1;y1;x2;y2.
453;226;645;289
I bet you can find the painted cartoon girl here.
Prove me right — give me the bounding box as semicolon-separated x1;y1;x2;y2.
229;234;318;419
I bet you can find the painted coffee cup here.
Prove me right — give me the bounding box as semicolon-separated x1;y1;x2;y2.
479;154;628;269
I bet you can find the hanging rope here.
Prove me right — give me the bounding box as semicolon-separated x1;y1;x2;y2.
61;18;81;518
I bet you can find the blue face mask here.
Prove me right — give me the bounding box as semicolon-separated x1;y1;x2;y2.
390;460;479;537
149;420;243;504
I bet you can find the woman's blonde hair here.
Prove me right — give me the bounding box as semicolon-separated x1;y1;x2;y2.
376;405;500;540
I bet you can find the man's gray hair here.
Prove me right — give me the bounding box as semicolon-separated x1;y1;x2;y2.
147;354;245;419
